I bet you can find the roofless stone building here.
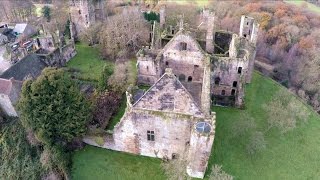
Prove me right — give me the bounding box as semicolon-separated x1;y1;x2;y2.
84;7;258;179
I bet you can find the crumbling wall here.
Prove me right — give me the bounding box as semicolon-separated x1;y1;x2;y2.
137;54;158;85
211;56;249;106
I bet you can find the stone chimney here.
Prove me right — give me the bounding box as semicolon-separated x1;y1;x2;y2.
205;13;214;54
160;6;166;28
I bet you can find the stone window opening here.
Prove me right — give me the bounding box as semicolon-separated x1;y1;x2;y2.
147;66;149;72
78;10;81;14
243;34;247;38
171;29;174;34
246;22;249;25
172;153;178;159
165;61;169;66
233;81;238;87
238;67;242;74
179;74;186;82
231;89;236;96
194;65;199;68
221;90;226;96
188;76;192;82
215;77;220;85
147;130;155;141
180;42;187;51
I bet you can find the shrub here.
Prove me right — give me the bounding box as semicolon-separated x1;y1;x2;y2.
246;131;267;155
209;165;233;180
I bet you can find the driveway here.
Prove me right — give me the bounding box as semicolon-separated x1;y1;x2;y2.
0;46;11;74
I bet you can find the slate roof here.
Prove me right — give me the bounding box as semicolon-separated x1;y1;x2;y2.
134;69;204;117
0;54;47;81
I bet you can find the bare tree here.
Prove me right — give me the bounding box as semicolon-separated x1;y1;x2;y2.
99;7;149;59
209;165;233;180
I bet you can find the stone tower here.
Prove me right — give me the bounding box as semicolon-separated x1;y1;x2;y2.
187;114;216;179
239;15;259;45
69;0;96;37
205;13;215;54
160;6;166;28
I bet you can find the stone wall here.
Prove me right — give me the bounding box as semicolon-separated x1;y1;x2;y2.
0;94;17;117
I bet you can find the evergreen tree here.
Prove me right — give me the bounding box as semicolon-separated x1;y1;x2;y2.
18;68;92;145
42;6;51;22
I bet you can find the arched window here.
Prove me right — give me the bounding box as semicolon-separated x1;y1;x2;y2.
231;89;236;96
221;90;226;96
165;61;169;66
233;81;237;87
215;77;220;85
179;74;186;81
188;76;192;82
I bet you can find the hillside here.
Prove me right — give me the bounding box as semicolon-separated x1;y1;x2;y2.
72;72;320;179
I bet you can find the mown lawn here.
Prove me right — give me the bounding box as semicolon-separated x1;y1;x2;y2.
285;0;320;14
66;44;113;81
208;72;320;179
72;146;165;180
72;72;320;180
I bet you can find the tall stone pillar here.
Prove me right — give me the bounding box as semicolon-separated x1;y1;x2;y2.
205;14;214;54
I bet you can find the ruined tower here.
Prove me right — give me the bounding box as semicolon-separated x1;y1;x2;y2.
205;13;215;54
69;0;96;37
239;15;259;45
187;114;215;179
160;6;166;28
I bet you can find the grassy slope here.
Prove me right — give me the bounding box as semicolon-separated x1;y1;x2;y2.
66;44;112;81
208;72;320;179
285;1;320;14
72;72;320;179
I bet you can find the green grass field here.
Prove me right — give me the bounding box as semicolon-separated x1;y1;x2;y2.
72;72;320;179
72;146;165;180
66;44;112;81
285;0;320;14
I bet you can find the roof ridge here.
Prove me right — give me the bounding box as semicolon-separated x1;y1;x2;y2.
132;69;204;115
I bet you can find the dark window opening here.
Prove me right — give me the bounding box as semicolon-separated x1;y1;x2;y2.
147;66;149;71
36;38;40;46
215;77;220;85
165;61;169;66
149;33;152;43
180;42;187;51
179;74;186;81
231;89;236;96
171;29;174;34
238;67;242;74
147;130;155;141
188;76;192;82
246;22;249;25
233;81;238;87
78;10;81;14
172;153;178;159
194;65;199;68
244;34;247;38
221;90;226;96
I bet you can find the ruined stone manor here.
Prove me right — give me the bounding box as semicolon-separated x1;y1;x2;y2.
84;7;259;179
